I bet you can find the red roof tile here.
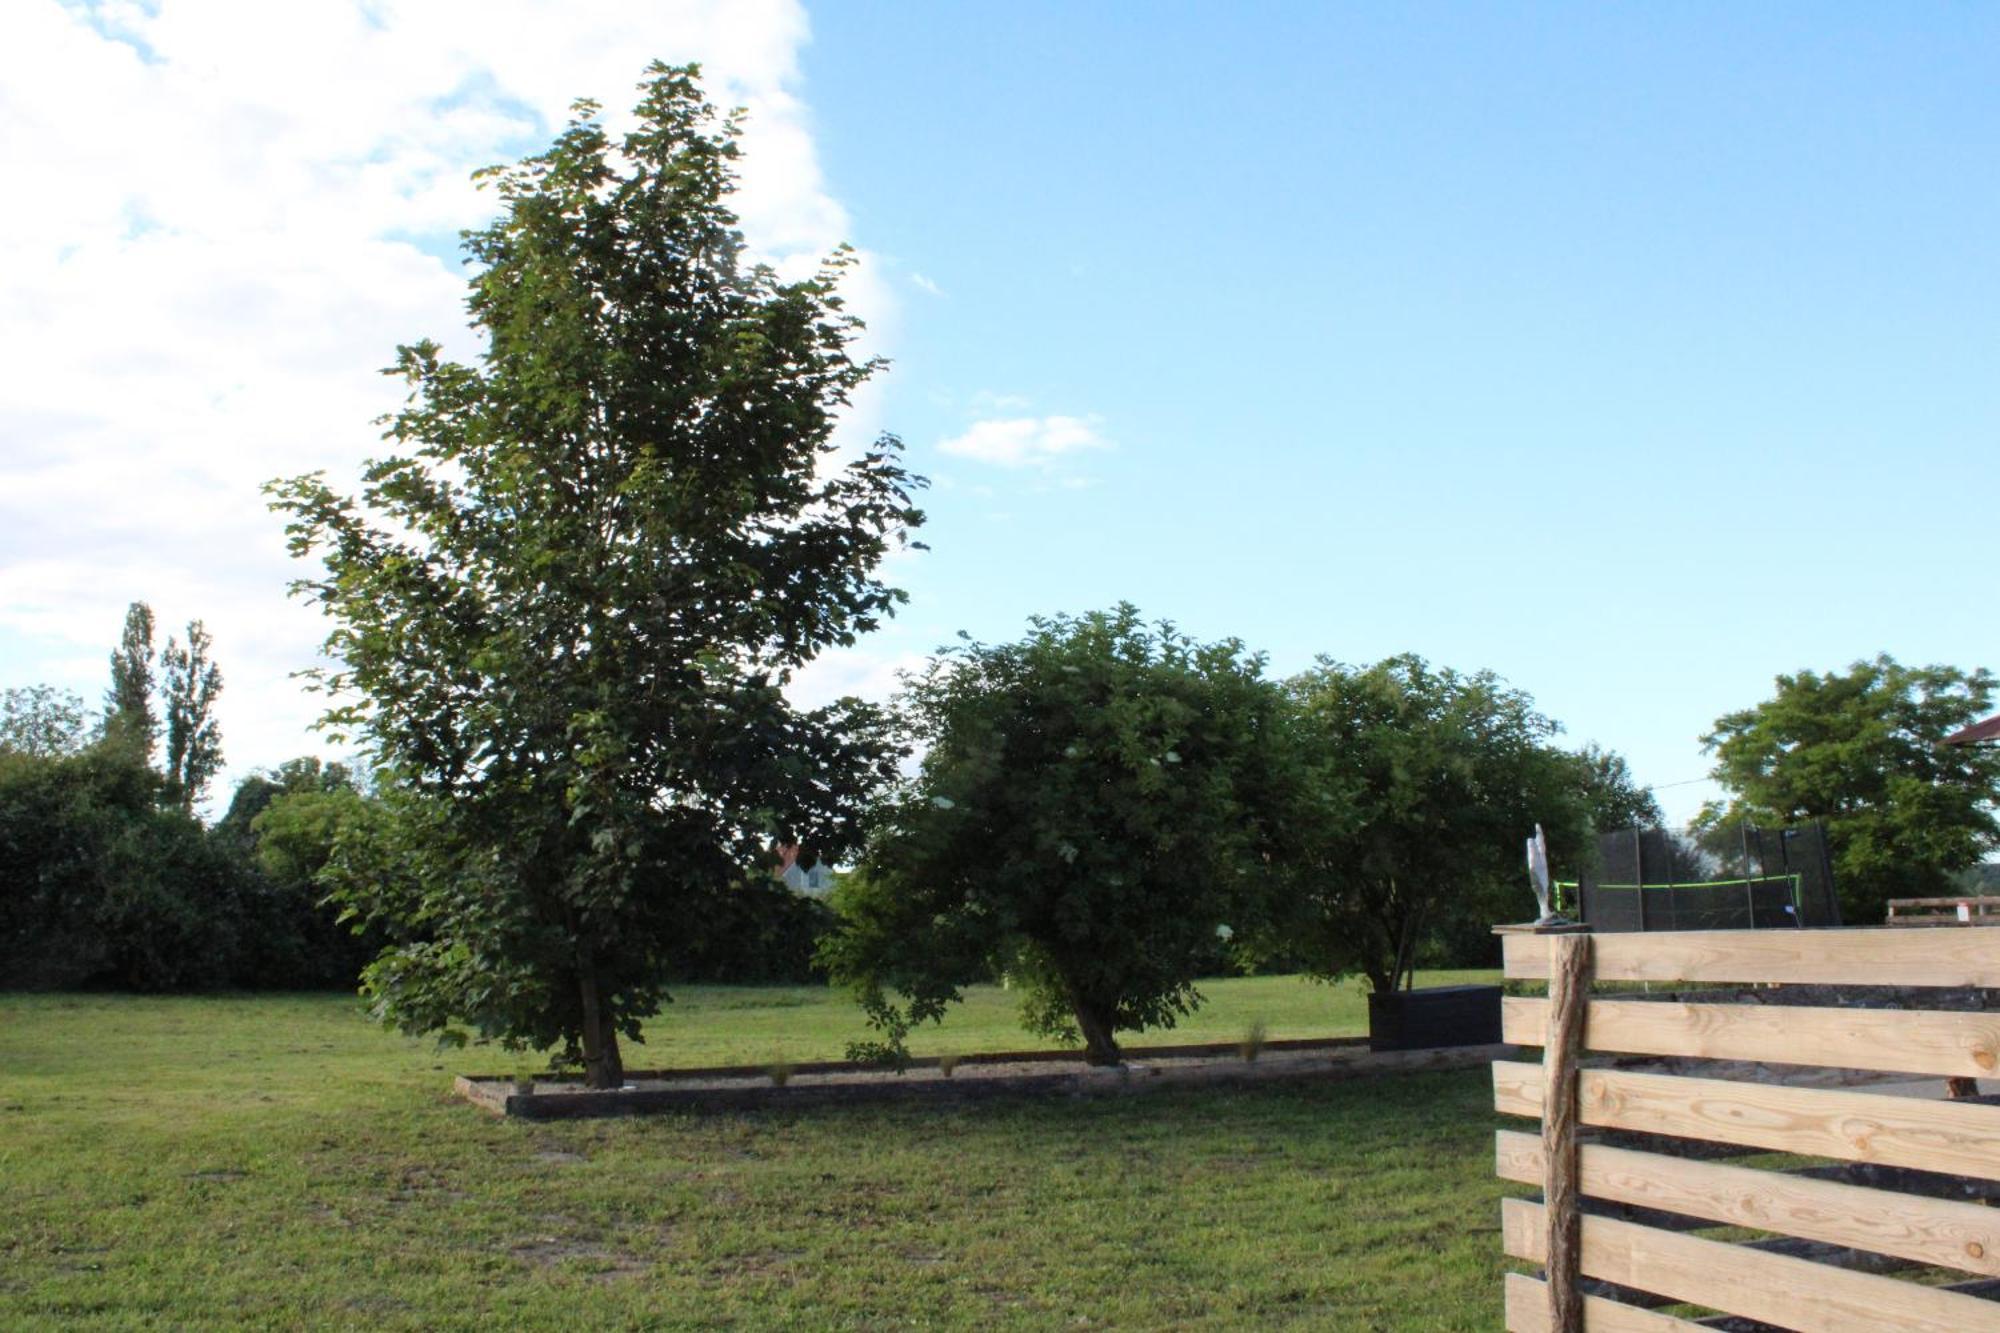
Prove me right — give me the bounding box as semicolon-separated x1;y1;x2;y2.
1945;714;2000;746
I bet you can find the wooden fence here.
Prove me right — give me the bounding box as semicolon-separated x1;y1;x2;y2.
1493;925;2000;1331
1887;895;2000;927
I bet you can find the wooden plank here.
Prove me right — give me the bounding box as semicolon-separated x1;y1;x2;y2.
1890;897;2000;911
1501;1272;1706;1332
1502;997;2000;1081
1503;927;2000;987
1502;1199;2000;1332
1492;1061;2000;1183
1543;934;1591;1332
1888;916;2000;928
1497;1130;2000;1277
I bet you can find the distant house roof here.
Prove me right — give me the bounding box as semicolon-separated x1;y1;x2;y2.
1945;714;2000;746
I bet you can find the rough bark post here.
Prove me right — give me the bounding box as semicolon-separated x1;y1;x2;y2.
1542;932;1591;1333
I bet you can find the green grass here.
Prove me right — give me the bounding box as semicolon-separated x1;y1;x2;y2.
0;974;1515;1330
630;969;1505;1069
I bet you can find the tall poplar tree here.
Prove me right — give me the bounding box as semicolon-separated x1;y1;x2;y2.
268;65;923;1087
103;602;157;762
161;620;224;813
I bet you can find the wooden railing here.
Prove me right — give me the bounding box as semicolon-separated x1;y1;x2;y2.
1888;895;2000;927
1493;925;2000;1331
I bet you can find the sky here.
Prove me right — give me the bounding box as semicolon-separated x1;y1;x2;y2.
3;1;1996;824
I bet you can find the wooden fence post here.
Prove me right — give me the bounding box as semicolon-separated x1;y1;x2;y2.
1543;932;1591;1332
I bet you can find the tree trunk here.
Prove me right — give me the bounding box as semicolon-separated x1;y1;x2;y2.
576;949;623;1090
1393;903;1425;993
1066;985;1121;1066
1075;1003;1120;1066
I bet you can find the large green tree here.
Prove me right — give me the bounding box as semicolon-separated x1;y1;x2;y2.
1280;655;1589;994
268;65;923;1087
821;606;1313;1066
1703;655;2000;922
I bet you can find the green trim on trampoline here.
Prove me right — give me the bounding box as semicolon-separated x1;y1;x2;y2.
1554;873;1806;918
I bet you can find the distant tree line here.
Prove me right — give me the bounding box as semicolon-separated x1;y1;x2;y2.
0;601;840;996
0;603;373;990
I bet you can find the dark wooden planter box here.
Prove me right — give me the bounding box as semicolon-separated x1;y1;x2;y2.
1367;984;1503;1052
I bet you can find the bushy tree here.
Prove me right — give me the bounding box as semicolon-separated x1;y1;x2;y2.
268;65;922;1086
1703;655;1999;922
1569;742;1663;833
238;775;386;989
216;756;356;852
0;685;90;758
0;746;245;990
821;606;1311;1066
1280;655;1588;994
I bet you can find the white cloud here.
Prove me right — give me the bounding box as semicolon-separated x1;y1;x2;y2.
0;0;884;812
936;415;1111;469
909;271;944;297
783;647;927;712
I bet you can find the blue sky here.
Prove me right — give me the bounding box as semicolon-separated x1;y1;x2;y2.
791;3;2000;819
2;2;1994;822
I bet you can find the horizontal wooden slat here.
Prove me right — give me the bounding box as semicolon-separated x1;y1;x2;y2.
1503;927;2000;987
1891;897;2000;911
1497;1130;2000;1277
1887;917;2000;928
1503;996;2000;1080
1502;1271;1706;1332
1503;1198;2000;1332
1492;1060;2000;1183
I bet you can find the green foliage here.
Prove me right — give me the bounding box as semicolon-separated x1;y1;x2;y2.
0;685;90;758
821;606;1309;1066
160;619;224;813
1568;741;1662;833
237;776;387;989
102;601;157;763
0;745;244;990
0;742;388;993
253;785;368;885
267;65;922;1086
1279;655;1590;994
1703;654;2000;923
214;756;357;852
659;876;837;984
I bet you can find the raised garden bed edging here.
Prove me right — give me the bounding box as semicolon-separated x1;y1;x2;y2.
457;1036;1513;1120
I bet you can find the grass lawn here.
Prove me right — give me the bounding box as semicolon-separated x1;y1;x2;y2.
1;973;1517;1330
